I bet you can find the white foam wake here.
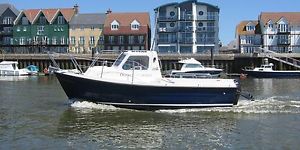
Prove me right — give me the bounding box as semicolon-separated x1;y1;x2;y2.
71;101;119;111
157;97;300;114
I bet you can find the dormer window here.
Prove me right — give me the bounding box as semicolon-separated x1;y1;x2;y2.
278;23;289;32
268;23;273;28
131;20;140;30
246;25;255;31
111;20;119;30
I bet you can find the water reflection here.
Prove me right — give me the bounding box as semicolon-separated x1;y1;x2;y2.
57;106;239;149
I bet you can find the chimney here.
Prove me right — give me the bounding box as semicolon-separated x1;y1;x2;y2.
106;8;112;14
73;4;79;14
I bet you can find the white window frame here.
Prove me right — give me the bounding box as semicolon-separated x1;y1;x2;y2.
90;36;95;45
57;16;65;24
131;20;140;30
111;20;119;30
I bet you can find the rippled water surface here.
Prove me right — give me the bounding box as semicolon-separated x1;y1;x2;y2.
0;76;300;149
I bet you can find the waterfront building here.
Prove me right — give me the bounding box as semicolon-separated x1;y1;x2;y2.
103;11;151;51
13;5;78;53
69;13;106;54
0;3;19;52
153;0;220;54
236;12;300;53
260;12;300;53
236;21;262;53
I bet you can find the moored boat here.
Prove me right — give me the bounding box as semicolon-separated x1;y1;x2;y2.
166;58;223;78
0;61;29;76
55;50;240;110
242;58;300;78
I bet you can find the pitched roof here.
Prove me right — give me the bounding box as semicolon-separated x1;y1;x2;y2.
16;8;75;24
23;9;40;23
103;12;150;35
260;12;300;25
236;20;261;35
42;9;58;22
59;8;76;22
0;3;19;16
70;13;106;25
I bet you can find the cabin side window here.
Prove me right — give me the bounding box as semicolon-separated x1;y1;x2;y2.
185;64;201;68
122;56;149;70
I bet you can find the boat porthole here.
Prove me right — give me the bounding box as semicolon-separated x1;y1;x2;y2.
223;92;226;95
129;100;131;103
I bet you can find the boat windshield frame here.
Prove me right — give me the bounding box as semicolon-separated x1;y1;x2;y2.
113;53;126;67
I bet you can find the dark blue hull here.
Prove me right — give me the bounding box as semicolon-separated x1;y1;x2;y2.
55;72;240;110
243;70;300;78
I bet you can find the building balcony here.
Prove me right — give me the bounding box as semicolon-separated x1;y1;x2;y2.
157;39;177;44
180;15;193;21
178;27;193;32
197;15;218;21
196;27;216;32
178;38;193;44
277;39;291;45
196;38;215;44
157;16;178;21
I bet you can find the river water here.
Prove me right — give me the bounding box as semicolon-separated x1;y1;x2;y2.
0;76;300;149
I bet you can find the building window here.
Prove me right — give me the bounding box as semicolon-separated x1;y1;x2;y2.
21;17;29;25
20;37;25;45
111;20;119;30
39;16;47;24
118;36;124;44
52;37;57;45
198;22;203;27
23;27;27;32
138;36;144;44
108;36;114;44
278;24;289;32
80;26;84;30
70;36;76;45
57;16;65;24
91;26;95;30
71;26;75;30
131;24;139;30
170;11;175;16
37;26;45;35
2;17;13;24
79;36;85;45
61;37;65;45
128;36;135;44
90;36;95;45
268;23;273;28
246;25;255;31
269;35;274;39
199;11;204;16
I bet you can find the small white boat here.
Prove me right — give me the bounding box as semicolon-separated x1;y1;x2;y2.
167;58;223;78
243;58;300;78
0;61;29;76
55;50;240;110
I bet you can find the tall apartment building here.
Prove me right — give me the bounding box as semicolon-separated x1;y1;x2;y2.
237;12;300;53
153;0;220;54
13;6;77;53
236;21;261;53
0;4;19;52
103;11;151;51
69;13;106;54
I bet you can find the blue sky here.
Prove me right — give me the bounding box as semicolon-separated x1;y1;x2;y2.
2;0;300;45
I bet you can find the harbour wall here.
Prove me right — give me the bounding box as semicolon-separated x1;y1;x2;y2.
2;53;300;73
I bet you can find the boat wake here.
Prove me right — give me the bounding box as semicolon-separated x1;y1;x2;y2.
157;96;300;114
69;96;300;114
70;101;120;111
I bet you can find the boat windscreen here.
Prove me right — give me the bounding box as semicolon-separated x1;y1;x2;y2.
113;53;126;66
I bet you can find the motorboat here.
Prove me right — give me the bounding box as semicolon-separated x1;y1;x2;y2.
0;61;29;76
166;58;223;78
242;58;300;78
55;50;240;110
